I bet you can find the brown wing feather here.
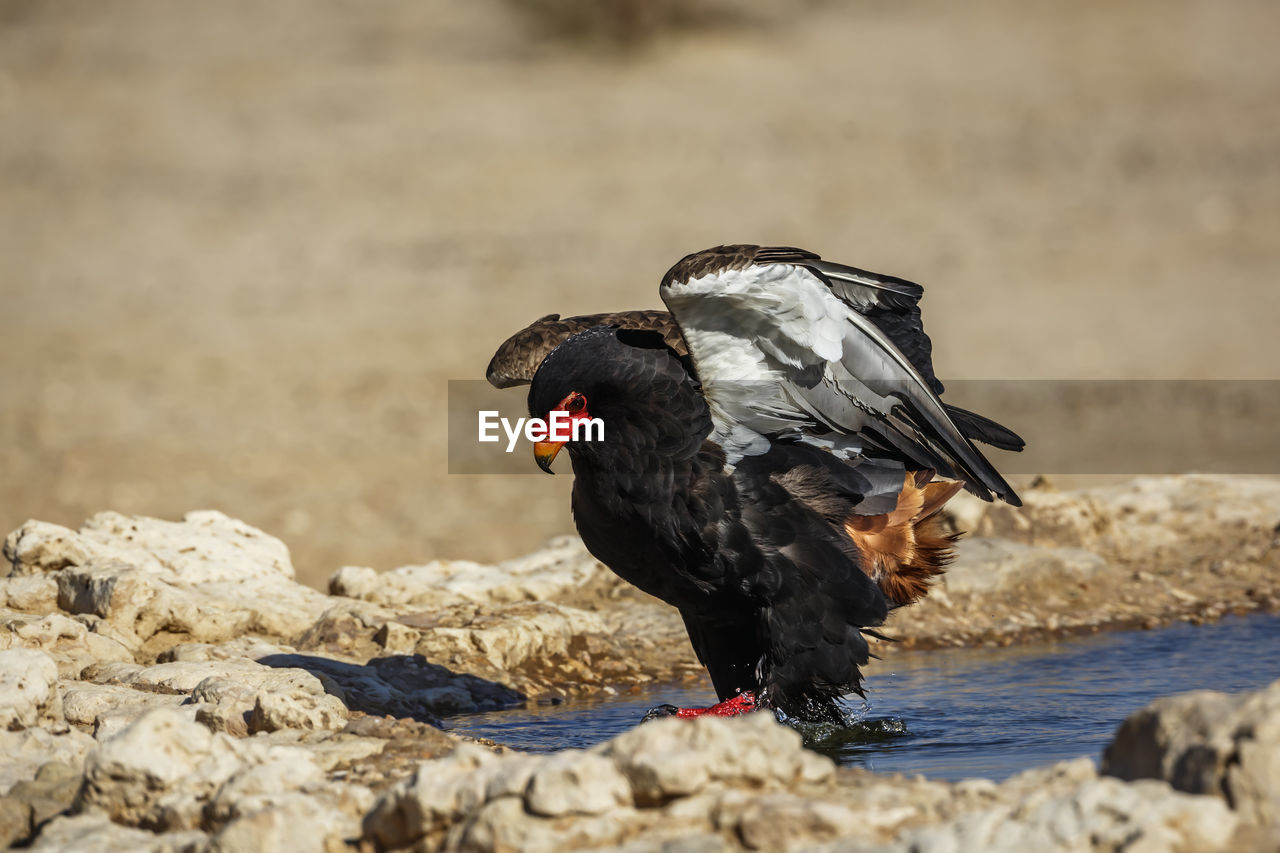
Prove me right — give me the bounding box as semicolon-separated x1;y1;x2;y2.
486;309;683;388
844;472;962;606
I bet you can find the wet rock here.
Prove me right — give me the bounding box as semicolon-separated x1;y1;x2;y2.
1103;677;1280;830
0;648;62;730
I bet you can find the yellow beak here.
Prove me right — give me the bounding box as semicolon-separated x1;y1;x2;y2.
533;441;564;474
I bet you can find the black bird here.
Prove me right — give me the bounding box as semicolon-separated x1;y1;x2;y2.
508;246;1024;721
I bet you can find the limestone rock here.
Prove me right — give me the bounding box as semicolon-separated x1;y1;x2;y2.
0;575;59;614
887;775;1238;853
60;682;186;731
10;513;335;646
76;707;244;829
248;689;349;733
0;611;133;679
207;792;363;853
362;743;503;849
0;728;97;793
330;535;606;608
4;762;82;844
1104;677;1280;829
943;537;1105;597
524;750;631;817
602;713;835;806
0;648;62;730
27;812;207;852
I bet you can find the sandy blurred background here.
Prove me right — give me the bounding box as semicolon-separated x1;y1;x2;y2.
2;0;1277;588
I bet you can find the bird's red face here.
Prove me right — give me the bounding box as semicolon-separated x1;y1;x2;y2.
533;390;593;473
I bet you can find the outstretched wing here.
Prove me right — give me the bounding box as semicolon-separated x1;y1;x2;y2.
659;245;1022;505
485;304;1024;454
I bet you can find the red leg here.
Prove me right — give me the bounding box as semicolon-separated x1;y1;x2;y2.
674;691;757;718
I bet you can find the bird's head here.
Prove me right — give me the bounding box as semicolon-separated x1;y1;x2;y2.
527;326;709;474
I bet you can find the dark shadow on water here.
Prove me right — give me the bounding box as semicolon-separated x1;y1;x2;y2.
257;652;526;724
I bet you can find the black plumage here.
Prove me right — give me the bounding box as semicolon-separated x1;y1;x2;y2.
529;327;894;722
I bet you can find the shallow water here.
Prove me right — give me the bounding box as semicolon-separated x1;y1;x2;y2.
445;611;1280;780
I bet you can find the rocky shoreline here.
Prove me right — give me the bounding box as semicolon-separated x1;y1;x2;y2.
0;474;1278;850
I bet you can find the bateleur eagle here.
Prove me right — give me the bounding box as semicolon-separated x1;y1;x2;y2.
493;245;1024;722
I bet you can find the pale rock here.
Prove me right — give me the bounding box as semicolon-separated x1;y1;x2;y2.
524;749;632;817
733;793;862;851
456;795;568;853
326;565;380;600
77;510;295;583
942;491;989;535
248;689;349;733
4;522;111;577
0;728;97;792
980;489;1114;549
205;752;326;824
0;611;134;678
603;714;834;805
55;561;182;641
374;620;420;653
481;754;540;801
889;775;1238;853
330;535;605;608
292;734;387;773
76;707;244;829
123;658;334;697
160;637;294;663
60;681;186;729
943;538;1105;597
419;602;606;671
15;513;333;644
207;792;359;853
1104;678;1280;829
79;660;145;684
190;676;273;737
28;812;207;852
0;648;62;729
362;743;502;849
0;575;58;613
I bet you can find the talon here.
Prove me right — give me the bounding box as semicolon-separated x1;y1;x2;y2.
641;703;680;722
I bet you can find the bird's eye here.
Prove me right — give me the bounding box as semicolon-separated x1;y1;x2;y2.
566;393;586;414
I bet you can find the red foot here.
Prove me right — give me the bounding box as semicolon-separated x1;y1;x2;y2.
675;691;758;718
